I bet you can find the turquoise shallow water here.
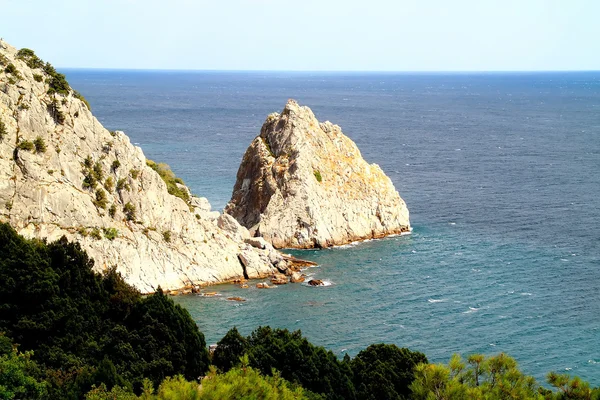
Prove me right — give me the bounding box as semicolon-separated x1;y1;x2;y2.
64;70;600;385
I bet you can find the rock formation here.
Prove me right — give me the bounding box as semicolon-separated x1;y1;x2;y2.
225;99;411;248
0;40;298;292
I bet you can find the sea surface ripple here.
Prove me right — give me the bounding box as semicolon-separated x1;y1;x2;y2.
65;70;600;385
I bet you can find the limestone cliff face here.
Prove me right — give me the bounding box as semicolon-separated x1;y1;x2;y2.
225;100;411;249
0;40;282;292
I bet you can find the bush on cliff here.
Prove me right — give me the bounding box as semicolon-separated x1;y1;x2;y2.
146;159;191;205
0;223;209;398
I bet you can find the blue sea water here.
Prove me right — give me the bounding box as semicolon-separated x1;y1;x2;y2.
64;70;600;385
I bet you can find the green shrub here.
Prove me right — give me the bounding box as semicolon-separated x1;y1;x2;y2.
73;90;91;111
116;178;130;192
16;48;44;69
90;227;102;240
93;162;104;182
0;119;6;141
84;155;93;168
33;136;46;153
17;140;34;152
48;99;65;124
83;172;97;190
162;231;172;243
0;53;8;66
103;228;118;240
43;62;70;96
130;169;140;179
111;160;120;171
77;227;89;237
123;202;136;221
108;204;117;218
313;170;322;183
261;136;275;157
84;383;137;400
0;336;48;399
4;63;22;79
93;188;108;209
33;74;43;82
199;362;307;400
104;177;114;193
146;159;191;204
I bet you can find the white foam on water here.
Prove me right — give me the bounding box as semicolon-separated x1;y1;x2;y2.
428;298;446;303
463;307;480;314
520;292;532;296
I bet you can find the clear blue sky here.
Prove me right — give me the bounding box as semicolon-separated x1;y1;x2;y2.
1;0;598;71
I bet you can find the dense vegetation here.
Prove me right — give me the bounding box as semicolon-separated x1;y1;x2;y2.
0;223;209;398
0;223;597;399
146;159;191;205
411;353;600;400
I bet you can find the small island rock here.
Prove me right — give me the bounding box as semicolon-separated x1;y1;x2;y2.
225;99;410;249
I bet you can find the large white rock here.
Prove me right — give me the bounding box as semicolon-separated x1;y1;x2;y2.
0;40;280;292
225;99;410;249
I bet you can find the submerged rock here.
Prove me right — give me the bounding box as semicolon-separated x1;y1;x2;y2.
308;279;324;287
225;99;410;249
270;273;288;285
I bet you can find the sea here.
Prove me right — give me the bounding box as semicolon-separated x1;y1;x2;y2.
64;70;600;385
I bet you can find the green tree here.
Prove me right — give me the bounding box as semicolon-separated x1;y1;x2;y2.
410;353;542;400
199;359;308;400
243;326;355;400
351;343;427;400
212;327;248;372
547;372;599;400
0;223;209;398
0;336;47;399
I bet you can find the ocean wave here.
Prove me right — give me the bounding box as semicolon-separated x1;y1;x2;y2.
428;298;446;303
462;307;480;314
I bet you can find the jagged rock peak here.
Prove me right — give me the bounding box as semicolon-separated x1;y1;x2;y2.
225;99;411;249
0;40;292;292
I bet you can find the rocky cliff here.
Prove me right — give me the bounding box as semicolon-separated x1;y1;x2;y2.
0;40;287;292
225;100;411;249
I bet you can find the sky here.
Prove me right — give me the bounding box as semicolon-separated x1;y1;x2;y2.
1;0;598;71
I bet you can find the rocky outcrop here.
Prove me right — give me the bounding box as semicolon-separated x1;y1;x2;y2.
0;40;290;292
225;99;411;249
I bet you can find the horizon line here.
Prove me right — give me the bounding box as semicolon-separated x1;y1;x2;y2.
57;67;600;74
